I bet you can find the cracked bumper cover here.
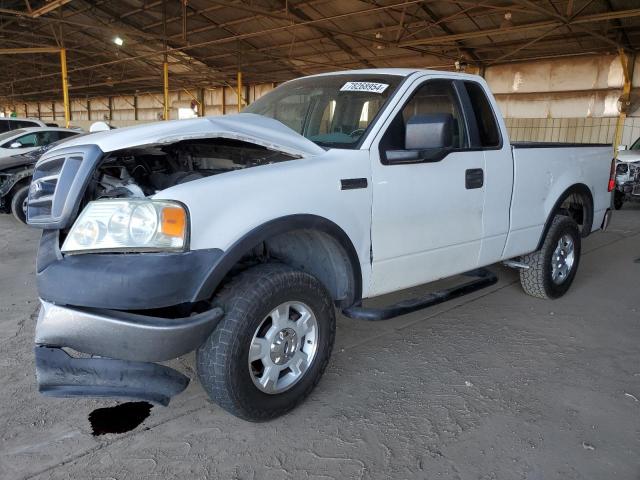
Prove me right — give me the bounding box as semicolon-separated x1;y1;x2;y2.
34;230;228;405
34;300;224;405
35;299;224;362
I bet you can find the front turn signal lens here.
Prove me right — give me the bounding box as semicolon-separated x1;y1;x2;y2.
161;206;187;238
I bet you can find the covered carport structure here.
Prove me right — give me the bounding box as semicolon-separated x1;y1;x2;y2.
1;2;640;479
0;1;639;146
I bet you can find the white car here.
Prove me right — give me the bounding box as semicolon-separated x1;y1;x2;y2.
618;136;640;162
28;68;614;421
0;127;80;156
0;116;47;133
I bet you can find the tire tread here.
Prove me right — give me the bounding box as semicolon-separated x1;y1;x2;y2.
196;263;335;421
519;215;580;299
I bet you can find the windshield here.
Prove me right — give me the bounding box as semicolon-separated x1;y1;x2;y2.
631;137;640;150
244;74;403;149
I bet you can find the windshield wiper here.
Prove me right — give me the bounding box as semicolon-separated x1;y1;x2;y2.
311;140;354;149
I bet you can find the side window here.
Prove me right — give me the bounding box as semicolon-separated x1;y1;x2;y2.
382;80;467;151
14;120;37;129
13;133;38;147
35;131;57;145
57;131;77;140
0;120;9;133
463;82;500;147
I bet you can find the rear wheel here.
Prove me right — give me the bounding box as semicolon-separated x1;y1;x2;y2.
519;215;581;299
196;263;336;421
10;185;29;224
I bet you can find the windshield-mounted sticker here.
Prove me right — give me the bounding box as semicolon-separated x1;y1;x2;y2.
340;82;389;94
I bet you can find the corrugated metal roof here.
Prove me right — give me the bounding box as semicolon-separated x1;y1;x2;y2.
0;0;638;101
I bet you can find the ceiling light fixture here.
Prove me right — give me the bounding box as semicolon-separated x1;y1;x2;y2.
113;36;124;46
501;12;513;29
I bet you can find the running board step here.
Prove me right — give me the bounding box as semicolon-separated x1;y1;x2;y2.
342;268;498;321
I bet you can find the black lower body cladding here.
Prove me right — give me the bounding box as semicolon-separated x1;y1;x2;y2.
37;230;224;310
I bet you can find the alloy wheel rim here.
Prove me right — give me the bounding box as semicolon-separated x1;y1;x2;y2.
551;234;575;284
248;301;319;394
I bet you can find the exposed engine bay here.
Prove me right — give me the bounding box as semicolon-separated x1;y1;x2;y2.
91;138;297;200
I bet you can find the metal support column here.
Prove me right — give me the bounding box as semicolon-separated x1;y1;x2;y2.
614;49;634;157
60;48;70;128
163;61;169;120
237;71;243;112
199;88;205;117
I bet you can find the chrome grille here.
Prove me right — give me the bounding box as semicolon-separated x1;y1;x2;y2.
29;155;68;221
27;144;103;229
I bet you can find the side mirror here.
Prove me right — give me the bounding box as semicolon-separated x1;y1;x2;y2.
406;114;453;150
383;114;454;164
9;141;22;148
617;144;627;151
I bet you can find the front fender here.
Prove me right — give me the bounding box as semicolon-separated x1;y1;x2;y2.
0;167;33;198
156;150;373;298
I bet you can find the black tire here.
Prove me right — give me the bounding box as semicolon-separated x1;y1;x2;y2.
519;215;581;299
614;191;624;210
196;263;336;421
10;185;29;224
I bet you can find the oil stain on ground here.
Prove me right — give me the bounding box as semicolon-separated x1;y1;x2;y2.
89;402;152;436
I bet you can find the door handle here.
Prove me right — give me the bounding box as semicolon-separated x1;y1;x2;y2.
465;168;484;189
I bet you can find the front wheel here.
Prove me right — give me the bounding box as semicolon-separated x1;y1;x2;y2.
519;215;581;299
10;185;29;224
196;263;336;421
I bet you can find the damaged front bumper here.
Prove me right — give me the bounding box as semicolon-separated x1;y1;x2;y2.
35;347;190;406
35;300;224;405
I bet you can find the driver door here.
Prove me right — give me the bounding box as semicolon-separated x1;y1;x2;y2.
369;79;485;296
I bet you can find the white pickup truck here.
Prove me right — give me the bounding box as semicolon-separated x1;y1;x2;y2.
28;69;614;421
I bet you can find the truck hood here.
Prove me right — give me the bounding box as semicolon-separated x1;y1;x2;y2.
50;113;325;158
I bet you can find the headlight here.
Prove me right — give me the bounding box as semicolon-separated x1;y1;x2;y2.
61;199;188;254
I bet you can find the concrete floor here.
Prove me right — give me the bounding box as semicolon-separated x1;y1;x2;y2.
1;205;639;480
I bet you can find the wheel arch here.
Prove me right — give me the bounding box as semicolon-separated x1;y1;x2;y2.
536;183;594;250
1;169;32;202
195;214;363;308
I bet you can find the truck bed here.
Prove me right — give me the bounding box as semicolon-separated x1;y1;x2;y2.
512;142;610;148
502;143;613;259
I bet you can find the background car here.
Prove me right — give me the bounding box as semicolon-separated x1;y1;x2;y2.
0;117;47;133
0;127;80;157
614;160;640;209
0;132;83;223
618;136;640;161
